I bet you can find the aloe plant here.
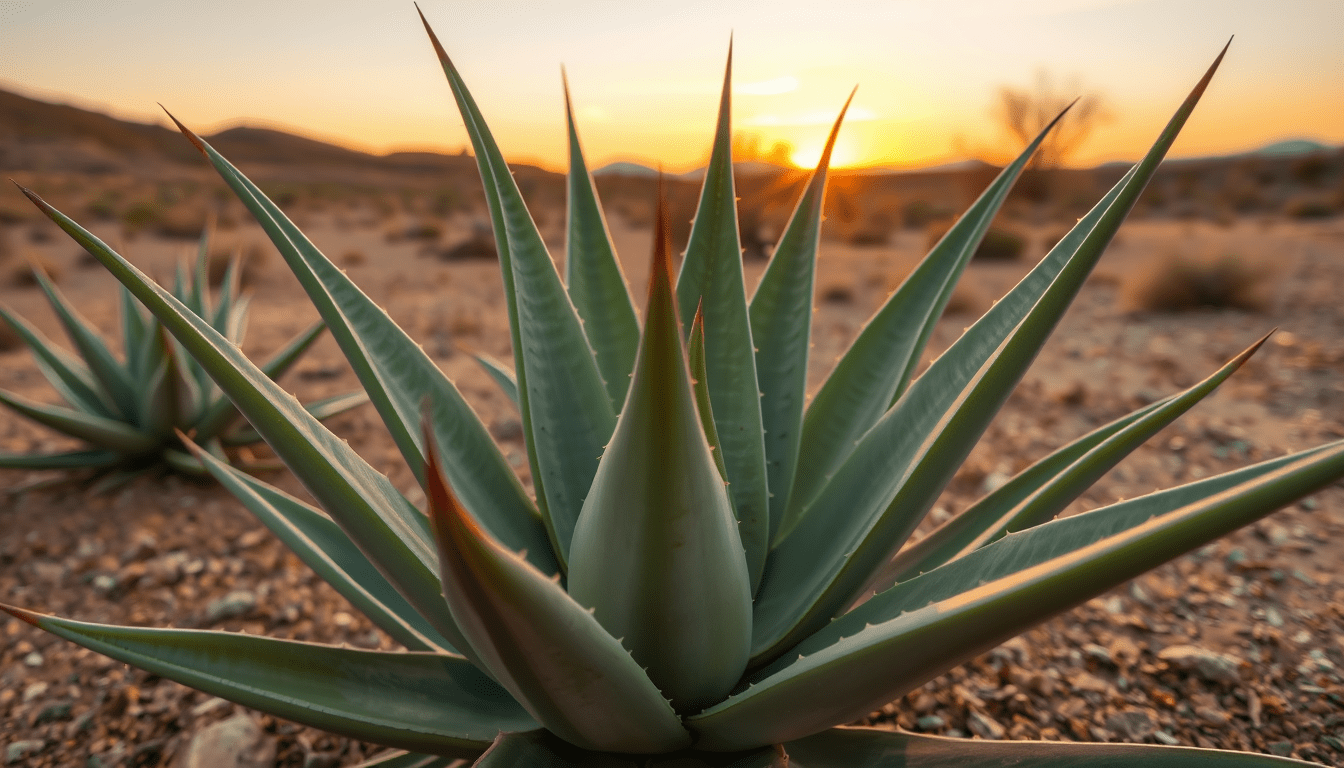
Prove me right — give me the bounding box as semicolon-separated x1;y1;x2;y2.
3;15;1339;766
0;233;366;483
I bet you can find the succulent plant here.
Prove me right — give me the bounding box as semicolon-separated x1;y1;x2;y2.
0;233;366;484
4;14;1342;767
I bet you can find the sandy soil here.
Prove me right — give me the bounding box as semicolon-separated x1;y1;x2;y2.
2;208;1344;766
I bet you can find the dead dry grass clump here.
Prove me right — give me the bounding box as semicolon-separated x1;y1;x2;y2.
1120;251;1279;314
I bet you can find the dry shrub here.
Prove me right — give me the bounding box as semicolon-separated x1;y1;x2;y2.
341;250;367;267
440;231;497;261
1283;195;1337;221
1120;252;1277;314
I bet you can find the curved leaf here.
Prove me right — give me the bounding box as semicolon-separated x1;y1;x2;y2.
423;426;691;754
187;438;456;653
562;71;640;410
471;350;520;409
749;91;852;541
691;439;1344;750
784;105;1071;533
674;43;770;590
752;45;1229;663
221;390;368;447
0;387;156;454
19;188;470;655
689;306;728;482
30;265;138;421
0;302;114;419
0;449;121;470
878;333;1266;588
782;727;1313;767
421;12;615;567
159;114;553;577
0;605;531;758
568;199;751;711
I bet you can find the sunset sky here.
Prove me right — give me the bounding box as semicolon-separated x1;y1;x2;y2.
1;0;1340;172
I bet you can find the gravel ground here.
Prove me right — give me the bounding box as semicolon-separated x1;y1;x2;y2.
3;215;1344;766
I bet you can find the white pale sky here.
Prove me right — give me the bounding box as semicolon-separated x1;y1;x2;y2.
1;0;1340;171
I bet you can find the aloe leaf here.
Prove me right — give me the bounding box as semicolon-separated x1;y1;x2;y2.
349;752;460;768
211;255;243;332
195;319;328;441
136;341;179;442
752;45;1228;662
689;306;728;482
784;108;1070;533
673;43;770;589
568;201;752;712
691;439;1344;750
0;303;114;418
562;70;640;410
186;438;455;653
781;727;1313;767
421;13;616;566
878;334;1266;587
0;605;531;758
474;731;629;768
474;731;788;768
119;284;151;381
0;449;121;469
0;387;156;454
30;265;138;421
19;187;470;653
471;350;520;409
221;390;369;447
423;426;692;754
748;91;852;539
155;119;553;577
192;226;212;318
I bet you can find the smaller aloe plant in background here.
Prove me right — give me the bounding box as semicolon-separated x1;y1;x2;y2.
0;232;366;484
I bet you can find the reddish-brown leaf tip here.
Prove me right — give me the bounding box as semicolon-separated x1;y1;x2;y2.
0;603;40;626
415;4;453;69
159;105;208;156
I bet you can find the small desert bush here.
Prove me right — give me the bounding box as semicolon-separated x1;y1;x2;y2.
1121;252;1276;314
1283;195;1337;221
119;200;163;232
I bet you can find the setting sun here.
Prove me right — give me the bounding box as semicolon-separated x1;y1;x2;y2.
788;137;862;170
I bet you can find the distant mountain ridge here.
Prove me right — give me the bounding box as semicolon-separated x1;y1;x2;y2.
2;85;1338;179
0;87;485;176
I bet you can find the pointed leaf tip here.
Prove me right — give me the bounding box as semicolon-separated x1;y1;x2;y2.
0;603;39;627
159;107;208;156
416;5;452;68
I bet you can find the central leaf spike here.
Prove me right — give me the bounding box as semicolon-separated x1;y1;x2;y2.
567;180;752;712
